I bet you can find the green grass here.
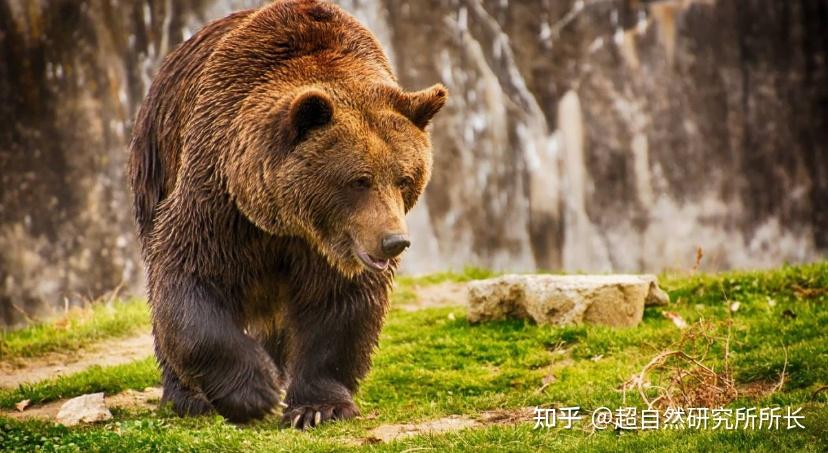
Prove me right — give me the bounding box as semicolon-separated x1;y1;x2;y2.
0;262;826;451
0;299;150;362
2;406;825;452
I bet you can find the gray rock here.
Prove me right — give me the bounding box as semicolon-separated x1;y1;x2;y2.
56;393;112;426
467;275;670;327
645;283;671;307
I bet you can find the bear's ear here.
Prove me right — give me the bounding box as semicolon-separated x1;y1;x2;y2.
395;84;448;130
281;88;335;144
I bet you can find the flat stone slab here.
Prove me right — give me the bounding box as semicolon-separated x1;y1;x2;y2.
56;393;112;426
467;274;670;327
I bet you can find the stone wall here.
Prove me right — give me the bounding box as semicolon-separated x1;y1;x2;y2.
0;0;825;324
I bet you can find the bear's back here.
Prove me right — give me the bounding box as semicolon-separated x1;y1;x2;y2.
129;9;253;244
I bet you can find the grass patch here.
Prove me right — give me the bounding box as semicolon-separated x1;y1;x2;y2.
0;299;150;362
0;262;826;451
396;266;499;287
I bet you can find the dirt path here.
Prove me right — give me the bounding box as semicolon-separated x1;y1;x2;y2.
0;333;154;389
399;281;468;312
1;387;163;421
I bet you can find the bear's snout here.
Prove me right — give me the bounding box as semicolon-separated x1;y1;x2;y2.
353;230;409;272
380;233;410;258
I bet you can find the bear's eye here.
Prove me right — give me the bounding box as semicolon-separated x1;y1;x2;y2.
350;176;373;191
396;176;414;190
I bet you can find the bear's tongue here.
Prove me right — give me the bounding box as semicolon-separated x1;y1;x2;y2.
368;255;389;270
356;249;389;271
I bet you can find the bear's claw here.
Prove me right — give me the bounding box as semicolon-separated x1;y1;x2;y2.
282;401;359;430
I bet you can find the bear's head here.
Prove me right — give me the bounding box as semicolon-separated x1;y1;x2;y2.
228;83;447;277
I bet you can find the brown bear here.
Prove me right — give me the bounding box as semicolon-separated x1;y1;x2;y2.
128;0;446;428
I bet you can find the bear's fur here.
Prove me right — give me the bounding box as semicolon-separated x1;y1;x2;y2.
128;0;446;427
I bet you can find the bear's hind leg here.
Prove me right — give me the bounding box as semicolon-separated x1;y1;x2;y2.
161;362;214;417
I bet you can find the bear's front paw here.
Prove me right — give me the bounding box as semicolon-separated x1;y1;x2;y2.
282;401;359;430
211;366;282;423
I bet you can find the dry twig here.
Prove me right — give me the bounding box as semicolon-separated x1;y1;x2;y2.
621;321;738;409
771;345;788;394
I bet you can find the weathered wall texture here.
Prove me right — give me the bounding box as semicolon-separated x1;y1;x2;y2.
1;0;825;324
385;0;827;274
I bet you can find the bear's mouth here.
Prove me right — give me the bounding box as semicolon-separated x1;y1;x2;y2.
354;248;390;272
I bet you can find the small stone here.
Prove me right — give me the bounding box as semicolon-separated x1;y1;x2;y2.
467;274;671;327
56;393;112;426
15;399;30;412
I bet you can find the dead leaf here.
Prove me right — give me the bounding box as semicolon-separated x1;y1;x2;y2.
663;311;688;329
15;399;30;412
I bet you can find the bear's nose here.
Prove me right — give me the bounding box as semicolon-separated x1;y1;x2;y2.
381;234;411;258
